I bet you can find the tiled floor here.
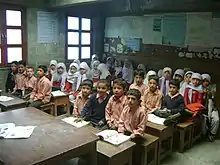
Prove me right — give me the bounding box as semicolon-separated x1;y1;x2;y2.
162;140;220;165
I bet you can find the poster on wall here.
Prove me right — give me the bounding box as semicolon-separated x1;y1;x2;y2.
104;37;142;55
153;18;162;32
185;12;212;46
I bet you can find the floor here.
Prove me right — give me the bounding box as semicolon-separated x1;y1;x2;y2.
162;140;220;165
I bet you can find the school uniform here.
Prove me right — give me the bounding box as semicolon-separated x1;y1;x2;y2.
73;92;90;117
23;76;37;99
129;83;147;96
29;76;52;109
81;93;111;125
13;72;26;96
52;63;67;91
5;71;17;92
141;88;163;113
105;95;127;128
47;60;57;81
76;62;91;91
159;67;172;96
122;59;133;85
184;86;203;105
162;93;184;115
144;70;156;85
91;60;101;83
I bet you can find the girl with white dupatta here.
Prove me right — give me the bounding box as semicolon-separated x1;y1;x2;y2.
144;70;157;85
159;67;172;96
180;71;193;96
122;58;134;85
90;60;101;84
76;62;91;91
97;63;111;80
48;60;57;81
114;59;122;79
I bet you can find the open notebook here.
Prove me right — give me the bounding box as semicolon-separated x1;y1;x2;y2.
0;96;14;102
0;123;36;139
51;90;66;97
148;114;165;125
62;117;89;128
96;130;130;145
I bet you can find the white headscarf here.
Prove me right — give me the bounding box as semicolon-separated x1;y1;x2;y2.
173;69;184;79
91;54;98;68
137;64;146;73
157;69;163;78
160;67;172;95
144;70;157;85
67;63;79;83
73;59;80;66
49;60;57;75
163;67;172;76
202;73;211;83
53;63;68;91
76;62;91;91
114;60;122;78
122;59;134;84
180;71;194;96
98;63;111;79
91;60;100;69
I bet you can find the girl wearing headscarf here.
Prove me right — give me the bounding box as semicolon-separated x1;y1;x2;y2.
98;63;111;81
157;69;163;78
91;54;98;68
106;56;114;74
64;62;79;93
137;64;146;74
76;62;91;91
52;63;68;91
90;60;101;83
122;58;134;85
47;60;57;81
173;69;185;87
180;71;193;96
73;59;80;66
144;70;157;85
159;67;172;96
114;59;122;79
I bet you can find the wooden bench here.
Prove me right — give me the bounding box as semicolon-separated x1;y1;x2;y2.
191;118;203;147
175;122;193;153
40;102;55;115
140;133;159;165
146;122;174;165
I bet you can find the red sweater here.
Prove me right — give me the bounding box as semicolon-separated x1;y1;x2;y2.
184;87;203;106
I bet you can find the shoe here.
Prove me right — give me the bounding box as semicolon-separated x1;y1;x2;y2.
164;113;181;125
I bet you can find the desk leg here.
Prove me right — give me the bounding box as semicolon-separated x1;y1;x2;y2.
89;142;97;165
54;101;58;116
66;102;71;117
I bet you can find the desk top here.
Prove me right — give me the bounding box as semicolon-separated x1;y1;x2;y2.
0;108;98;165
87;126;135;158
147;122;168;131
0;93;26;108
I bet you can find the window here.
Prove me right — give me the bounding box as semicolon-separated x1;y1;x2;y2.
67;16;91;60
0;8;26;66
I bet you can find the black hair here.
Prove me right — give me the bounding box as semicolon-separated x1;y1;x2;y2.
26;66;34;71
134;69;145;79
11;61;18;65
97;79;110;88
126;89;141;101
38;65;47;73
169;79;180;89
18;60;26;66
81;79;93;89
148;75;159;84
113;78;127;90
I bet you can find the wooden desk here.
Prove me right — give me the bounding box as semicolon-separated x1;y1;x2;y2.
0;108;98;165
0;93;26;112
87;126;135;165
146;122;174;165
51;94;71;117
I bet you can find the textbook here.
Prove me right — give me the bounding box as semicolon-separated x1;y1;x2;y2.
96;130;130;145
0;123;36;139
51;90;66;97
148;114;165;125
0;96;13;102
62;117;89;128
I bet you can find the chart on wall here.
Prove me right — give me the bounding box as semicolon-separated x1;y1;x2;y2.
104;37;142;55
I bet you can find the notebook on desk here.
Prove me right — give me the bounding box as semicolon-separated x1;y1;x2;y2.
96;130;130;146
62;117;89;128
51;90;66;97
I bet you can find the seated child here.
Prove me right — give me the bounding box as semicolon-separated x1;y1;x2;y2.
23;67;37;100
137;64;146;74
184;73;203;105
180;71;193;96
52;63;67;91
105;79;127;129
12;60;26;97
118;89;146;165
28;65;52;109
113;59;122;79
122;58;134;85
144;70;156;85
47;60;57;81
73;80;93;117
173;69;184;86
90;60;101;84
81;79;111;127
142;75;163;113
97;63;111;83
159;67;172;95
76;62;91;91
129;69;147;95
64;62;79;93
5;61;18;92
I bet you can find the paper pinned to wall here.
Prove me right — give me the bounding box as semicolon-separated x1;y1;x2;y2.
37;11;59;43
162;13;186;45
186;12;212;46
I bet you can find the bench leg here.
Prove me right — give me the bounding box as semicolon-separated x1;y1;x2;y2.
179;130;185;153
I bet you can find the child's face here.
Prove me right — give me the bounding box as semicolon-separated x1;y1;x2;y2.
149;79;157;92
26;68;34;78
80;68;87;74
127;95;138;108
37;68;45;78
185;74;192;84
164;71;170;79
11;63;17;73
70;66;77;74
124;61;130;68
81;85;92;97
175;74;183;82
93;63;99;70
18;64;25;73
113;83;125;98
192;78;200;87
135;75;143;86
169;84;178;96
57;67;64;74
50;64;56;71
203;80;210;87
97;82;108;97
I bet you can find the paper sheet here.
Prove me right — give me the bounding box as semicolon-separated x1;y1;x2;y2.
148;114;165;125
0;96;14;102
51;90;66;97
62;117;89;128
